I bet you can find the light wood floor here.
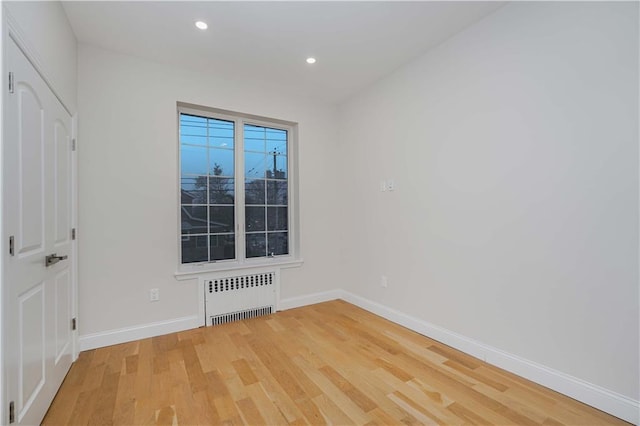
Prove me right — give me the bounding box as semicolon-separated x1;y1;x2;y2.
43;300;629;425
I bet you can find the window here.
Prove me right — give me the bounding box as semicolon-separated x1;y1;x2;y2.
178;105;296;267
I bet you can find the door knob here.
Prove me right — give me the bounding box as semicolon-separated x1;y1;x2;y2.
45;253;68;267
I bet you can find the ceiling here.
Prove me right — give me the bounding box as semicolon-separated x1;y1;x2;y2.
62;1;505;104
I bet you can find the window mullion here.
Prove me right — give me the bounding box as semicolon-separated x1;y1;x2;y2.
264;180;268;257
236;119;246;262
206;118;211;262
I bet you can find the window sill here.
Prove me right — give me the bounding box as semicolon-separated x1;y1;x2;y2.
174;258;304;281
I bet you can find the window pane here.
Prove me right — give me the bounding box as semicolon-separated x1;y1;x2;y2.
209;137;233;149
266;128;287;139
210;234;235;261
267;207;288;231
245;179;266;205
209;148;234;177
274;155;287;179
181;206;208;234
209;206;234;233
245;152;267;178
180;114;208;146
246;233;267;258
208;118;234;149
266;131;287;155
244;139;265;152
182;235;208;263
181;135;207;146
181;176;207;204
245;206;265;231
209;177;234;204
244;125;266;152
181;145;208;176
266;180;287;205
264;155;286;179
181;114;206;126
268;232;288;256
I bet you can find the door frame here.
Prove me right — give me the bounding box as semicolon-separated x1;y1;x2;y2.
1;7;79;424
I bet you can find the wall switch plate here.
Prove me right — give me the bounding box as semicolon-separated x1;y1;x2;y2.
381;275;388;288
150;288;160;302
380;180;387;192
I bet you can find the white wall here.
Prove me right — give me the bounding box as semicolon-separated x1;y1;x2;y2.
3;1;77;112
77;45;340;337
338;1;639;401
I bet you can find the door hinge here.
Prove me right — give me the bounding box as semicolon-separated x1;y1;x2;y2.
71;228;76;240
8;72;14;94
72;317;77;331
72;138;76;151
9;400;15;424
9;236;14;256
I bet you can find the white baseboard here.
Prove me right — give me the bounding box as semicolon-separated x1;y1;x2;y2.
79;288;341;352
340;290;639;425
79;289;339;351
278;289;343;311
79;315;201;351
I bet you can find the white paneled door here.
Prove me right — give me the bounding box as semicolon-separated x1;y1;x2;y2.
3;38;75;425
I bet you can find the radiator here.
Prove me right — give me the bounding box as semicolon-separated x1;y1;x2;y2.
204;271;277;326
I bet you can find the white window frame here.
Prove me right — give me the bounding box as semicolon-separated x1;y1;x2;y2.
176;102;301;276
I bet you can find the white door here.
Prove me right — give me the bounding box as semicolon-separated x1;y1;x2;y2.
3;38;75;425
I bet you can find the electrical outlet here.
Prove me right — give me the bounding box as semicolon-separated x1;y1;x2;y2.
150;288;160;302
381;275;388;288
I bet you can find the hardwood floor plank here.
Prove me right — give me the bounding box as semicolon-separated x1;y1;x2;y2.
236;397;266;425
473;382;548;424
312;393;356;425
447;401;492;425
387;391;442;426
427;344;483;370
367;406;414;426
443;359;509;391
125;354;139;375
192;390;221;425
132;397;157;425
213;393;243;424
80;361;107;392
319;365;377;413
374;357;413;382
155;405;176;426
41;382;78;425
112;371;137;425
133;338;154;400
181;341;208;393
232;358;259;386
290;354;372;424
63;349;95;387
43;300;630;426
206;369;232;398
381;330;449;365
65;389;99;425
295;397;327;424
243;382;289;425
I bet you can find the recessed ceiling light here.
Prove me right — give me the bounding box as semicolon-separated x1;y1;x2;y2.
306;57;317;64
195;21;208;30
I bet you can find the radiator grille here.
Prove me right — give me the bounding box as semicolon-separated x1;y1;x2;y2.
208;273;273;293
210;306;274;326
205;271;277;327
